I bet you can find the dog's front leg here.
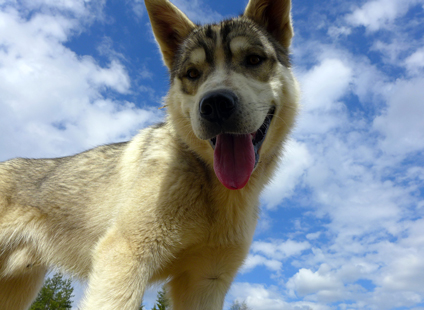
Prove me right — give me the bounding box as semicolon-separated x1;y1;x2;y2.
80;225;170;310
167;245;250;310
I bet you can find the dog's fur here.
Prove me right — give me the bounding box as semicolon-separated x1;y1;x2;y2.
0;0;299;309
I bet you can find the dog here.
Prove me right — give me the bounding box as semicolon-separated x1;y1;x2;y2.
0;0;299;309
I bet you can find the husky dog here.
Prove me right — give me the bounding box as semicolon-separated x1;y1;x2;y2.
0;0;299;309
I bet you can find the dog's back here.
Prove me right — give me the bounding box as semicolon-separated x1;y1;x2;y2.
0;142;126;274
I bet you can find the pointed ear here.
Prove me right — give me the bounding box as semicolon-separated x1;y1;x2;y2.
145;0;196;69
243;0;294;49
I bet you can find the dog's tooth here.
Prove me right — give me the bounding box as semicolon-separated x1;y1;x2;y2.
209;139;216;149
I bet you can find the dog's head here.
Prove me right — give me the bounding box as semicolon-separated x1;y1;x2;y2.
145;0;299;190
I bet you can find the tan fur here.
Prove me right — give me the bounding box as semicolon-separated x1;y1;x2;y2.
0;0;299;309
144;0;196;68
244;0;294;49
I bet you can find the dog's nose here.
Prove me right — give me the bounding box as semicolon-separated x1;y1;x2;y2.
199;90;237;123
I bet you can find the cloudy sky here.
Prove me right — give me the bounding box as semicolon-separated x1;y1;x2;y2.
1;0;424;309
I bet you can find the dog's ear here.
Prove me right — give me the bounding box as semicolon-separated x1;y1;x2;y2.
145;0;196;69
243;0;294;49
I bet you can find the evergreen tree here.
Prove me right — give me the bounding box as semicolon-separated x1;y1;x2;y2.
29;273;74;310
229;300;250;310
152;286;170;310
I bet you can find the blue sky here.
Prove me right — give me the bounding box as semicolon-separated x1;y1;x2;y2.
1;0;424;309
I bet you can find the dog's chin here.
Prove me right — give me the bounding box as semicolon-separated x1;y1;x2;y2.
207;107;275;190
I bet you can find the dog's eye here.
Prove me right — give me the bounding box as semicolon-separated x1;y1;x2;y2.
187;68;201;80
246;55;264;67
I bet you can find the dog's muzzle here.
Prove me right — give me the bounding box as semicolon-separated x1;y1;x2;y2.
197;89;274;190
199;90;238;124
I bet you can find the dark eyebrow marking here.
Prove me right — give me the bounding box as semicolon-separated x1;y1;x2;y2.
221;22;232;43
205;25;214;39
199;41;214;65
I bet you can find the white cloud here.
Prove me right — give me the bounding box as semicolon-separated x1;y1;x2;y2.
0;1;161;160
251;240;311;261
283;215;424;308
380;254;424;293
21;0;94;13
405;47;424;75
345;0;422;32
228;282;331;310
228;283;288;310
129;0;145;19
301;58;352;112
292;55;354;137
266;30;424;309
286;264;343;298
370;38;422;69
247;2;424;309
261;139;312;209
305;232;321;240
373;77;424;156
327;26;352;38
367;224;424;295
277;43;420;234
342;0;424;74
242;255;282;273
241;240;311;275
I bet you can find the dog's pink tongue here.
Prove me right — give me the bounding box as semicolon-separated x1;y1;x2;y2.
213;133;255;190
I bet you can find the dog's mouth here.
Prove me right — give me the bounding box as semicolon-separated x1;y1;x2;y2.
209;107;275;190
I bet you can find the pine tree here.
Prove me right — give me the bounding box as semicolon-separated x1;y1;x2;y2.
152;286;170;310
229;300;250;310
29;273;74;310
